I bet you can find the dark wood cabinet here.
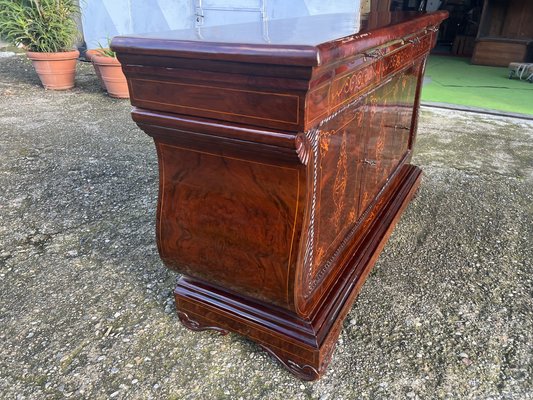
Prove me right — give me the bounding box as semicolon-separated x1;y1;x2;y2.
472;0;533;66
112;10;448;380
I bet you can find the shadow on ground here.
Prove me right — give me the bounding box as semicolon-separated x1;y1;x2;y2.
1;55;532;399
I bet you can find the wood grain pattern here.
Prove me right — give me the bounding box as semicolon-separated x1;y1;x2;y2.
472;40;532;66
174;164;422;380
155;141;303;308
473;0;533;66
302;63;420;302
129;78;301;126
113;10;448;380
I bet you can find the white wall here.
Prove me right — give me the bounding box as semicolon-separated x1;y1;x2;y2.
81;0;360;49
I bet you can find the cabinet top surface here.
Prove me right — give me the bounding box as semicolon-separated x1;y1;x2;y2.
112;11;447;66
121;12;416;46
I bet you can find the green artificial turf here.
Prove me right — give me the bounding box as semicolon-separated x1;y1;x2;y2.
422;55;533;115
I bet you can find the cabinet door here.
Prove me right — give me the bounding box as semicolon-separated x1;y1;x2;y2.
312;101;366;271
302;61;422;295
360;63;418;212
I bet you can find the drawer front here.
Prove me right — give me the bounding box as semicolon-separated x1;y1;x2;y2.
129;77;301;131
305;31;432;129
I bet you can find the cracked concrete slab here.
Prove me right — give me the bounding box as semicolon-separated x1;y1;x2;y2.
1;54;532;399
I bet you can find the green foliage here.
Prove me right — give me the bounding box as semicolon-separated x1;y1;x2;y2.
0;0;79;52
96;38;116;58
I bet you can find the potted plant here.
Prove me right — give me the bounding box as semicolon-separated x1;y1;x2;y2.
0;0;80;90
90;42;129;99
84;49;105;90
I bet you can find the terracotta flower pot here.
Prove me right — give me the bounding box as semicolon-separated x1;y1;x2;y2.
91;54;129;99
27;50;79;90
85;49;106;90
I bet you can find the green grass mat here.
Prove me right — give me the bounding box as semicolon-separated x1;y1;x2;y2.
422;55;533;115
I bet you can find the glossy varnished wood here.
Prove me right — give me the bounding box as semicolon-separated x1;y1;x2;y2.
112;10;447;380
113;12;446;132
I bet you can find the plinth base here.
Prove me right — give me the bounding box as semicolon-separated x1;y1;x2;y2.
174;164;422;380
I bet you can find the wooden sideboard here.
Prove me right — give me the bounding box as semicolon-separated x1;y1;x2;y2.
112;10;448;381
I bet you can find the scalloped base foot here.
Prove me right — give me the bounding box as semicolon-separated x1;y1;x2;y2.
177;311;229;336
258;345;321;381
174;279;331;380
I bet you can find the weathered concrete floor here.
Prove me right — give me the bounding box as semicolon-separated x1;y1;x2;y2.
1;55;532;399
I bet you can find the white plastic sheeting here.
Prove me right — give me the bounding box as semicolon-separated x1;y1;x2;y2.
81;0;360;49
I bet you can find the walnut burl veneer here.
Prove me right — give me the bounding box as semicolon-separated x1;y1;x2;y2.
112;10;448;380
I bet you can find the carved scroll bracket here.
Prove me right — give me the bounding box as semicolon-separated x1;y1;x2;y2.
296;133;311;166
177;311;229;336
258;344;320;381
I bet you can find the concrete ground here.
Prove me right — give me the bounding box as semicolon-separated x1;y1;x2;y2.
0;54;532;400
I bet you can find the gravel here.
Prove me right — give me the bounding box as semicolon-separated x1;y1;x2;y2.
1;54;532;399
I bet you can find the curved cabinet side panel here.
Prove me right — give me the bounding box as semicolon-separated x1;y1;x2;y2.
153;137;305;309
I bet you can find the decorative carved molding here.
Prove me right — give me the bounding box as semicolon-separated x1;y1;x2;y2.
259;344;320;381
302;127;319;294
177;311;229;336
295;133;311;165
